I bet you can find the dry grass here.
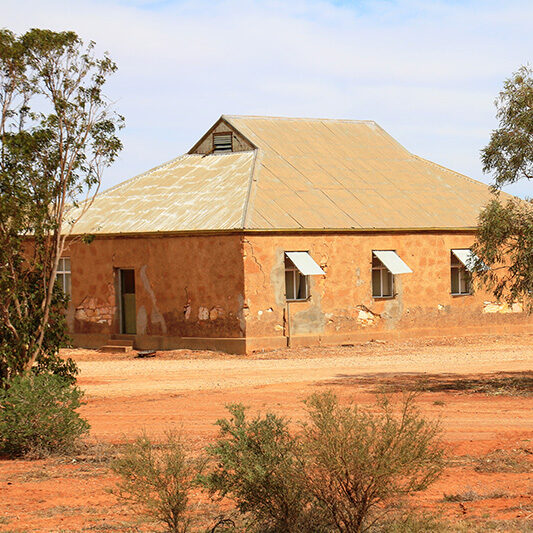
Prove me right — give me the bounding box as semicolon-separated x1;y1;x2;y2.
474;448;533;474
442;488;509;502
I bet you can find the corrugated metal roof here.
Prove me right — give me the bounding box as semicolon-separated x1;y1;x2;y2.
70;115;501;235
69;152;256;235
223;115;499;230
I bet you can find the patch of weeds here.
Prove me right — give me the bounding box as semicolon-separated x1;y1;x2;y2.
54;439;126;465
33;505;100;518
13;467;54;482
82;514;155;531
474;448;532;473
0;516;13;525
433;400;446;406
460;518;533;532
371;511;450;532
82;520;144;531
442;489;509;502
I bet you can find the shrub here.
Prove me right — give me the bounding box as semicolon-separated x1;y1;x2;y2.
202;404;326;533
302;392;446;533
111;432;200;533
0;372;89;457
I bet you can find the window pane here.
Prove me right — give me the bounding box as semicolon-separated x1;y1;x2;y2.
285;270;295;300
64;258;71;272
296;273;308;300
459;268;470;294
383;270;393;297
451;267;459;294
56;274;64;291
372;269;381;297
464;272;471;294
65;273;71;296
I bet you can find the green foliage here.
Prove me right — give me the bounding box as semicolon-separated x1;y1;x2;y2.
0;28;123;380
111;432;200;533
473;65;533;305
302;392;445;533
481;65;533;187
472;197;533;305
0;372;89;457
203;394;445;533
203;404;323;533
0;276;76;383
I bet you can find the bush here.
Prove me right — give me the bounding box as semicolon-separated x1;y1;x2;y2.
202;404;326;533
203;393;445;533
0;372;89;457
302;392;446;533
111;432;200;533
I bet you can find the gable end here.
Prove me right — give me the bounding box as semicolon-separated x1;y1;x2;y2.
189;117;256;155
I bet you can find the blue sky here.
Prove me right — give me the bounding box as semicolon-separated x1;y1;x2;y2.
3;0;532;197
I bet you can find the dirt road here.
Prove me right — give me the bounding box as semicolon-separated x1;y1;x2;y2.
75;334;533;397
1;334;532;532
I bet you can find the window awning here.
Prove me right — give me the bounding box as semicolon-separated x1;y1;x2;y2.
373;250;412;275
285;251;325;276
452;249;476;272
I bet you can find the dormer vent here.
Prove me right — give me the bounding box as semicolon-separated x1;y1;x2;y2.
213;132;232;152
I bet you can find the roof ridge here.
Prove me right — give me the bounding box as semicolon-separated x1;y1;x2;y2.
223;114;377;125
412;154;493;191
241;149;262;229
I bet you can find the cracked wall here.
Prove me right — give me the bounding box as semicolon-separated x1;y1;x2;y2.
68;234;245;339
242;232;533;344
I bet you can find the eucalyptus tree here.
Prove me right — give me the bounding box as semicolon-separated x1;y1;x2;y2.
472;66;533;307
0;29;123;381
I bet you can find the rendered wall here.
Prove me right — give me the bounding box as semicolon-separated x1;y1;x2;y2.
66;234;245;350
242;232;532;351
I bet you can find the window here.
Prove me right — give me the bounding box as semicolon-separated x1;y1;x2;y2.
56;257;71;296
284;251;325;302
451;251;471;295
371;251;412;299
285;255;309;301
372;254;394;298
213;132;232;152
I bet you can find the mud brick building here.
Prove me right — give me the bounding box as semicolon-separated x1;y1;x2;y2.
65;115;531;353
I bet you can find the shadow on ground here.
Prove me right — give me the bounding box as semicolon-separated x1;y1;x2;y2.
318;371;533;396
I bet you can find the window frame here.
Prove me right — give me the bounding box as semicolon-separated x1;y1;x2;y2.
450;252;472;296
56;257;72;297
213;131;233;153
284;254;310;302
371;252;395;299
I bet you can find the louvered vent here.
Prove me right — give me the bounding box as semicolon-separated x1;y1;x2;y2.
213;133;232;152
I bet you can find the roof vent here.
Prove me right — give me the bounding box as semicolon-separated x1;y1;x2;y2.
213;132;232;152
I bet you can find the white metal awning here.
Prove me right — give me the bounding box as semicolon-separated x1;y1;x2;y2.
285;251;325;275
373;250;413;274
452;249;476;272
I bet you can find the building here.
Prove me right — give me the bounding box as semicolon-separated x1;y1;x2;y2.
64;115;530;354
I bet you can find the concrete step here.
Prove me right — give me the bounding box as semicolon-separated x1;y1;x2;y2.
106;339;134;347
100;344;134;353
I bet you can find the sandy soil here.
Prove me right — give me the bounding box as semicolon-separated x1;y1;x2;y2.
1;333;532;532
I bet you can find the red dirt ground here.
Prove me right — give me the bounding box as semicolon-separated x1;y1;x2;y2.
1;333;532;532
